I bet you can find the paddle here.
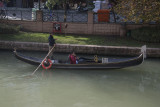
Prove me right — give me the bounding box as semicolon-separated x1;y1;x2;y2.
31;45;55;75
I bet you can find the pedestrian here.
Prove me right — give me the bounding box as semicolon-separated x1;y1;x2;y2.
2;0;6;8
0;1;3;9
48;33;56;59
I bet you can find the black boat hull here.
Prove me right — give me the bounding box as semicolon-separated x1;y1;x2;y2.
14;51;144;69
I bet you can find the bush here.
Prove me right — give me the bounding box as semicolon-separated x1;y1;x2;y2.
131;26;160;43
0;24;21;34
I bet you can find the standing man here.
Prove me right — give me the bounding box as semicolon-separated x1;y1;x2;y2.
48;33;56;59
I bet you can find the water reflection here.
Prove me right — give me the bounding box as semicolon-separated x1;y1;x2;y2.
0;50;160;107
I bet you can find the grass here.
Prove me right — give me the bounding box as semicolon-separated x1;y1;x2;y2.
0;31;160;48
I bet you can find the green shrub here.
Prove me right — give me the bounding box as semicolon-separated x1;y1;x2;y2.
0;24;21;34
131;26;160;43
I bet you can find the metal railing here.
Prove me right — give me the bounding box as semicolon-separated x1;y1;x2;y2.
66;12;88;23
0;8;36;21
0;8;157;24
42;10;88;23
0;9;88;23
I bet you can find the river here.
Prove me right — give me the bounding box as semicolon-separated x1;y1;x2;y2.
0;50;160;107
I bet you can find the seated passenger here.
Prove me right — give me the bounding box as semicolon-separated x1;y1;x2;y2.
69;51;78;64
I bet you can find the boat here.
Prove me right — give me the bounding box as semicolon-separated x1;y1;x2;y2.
13;46;146;69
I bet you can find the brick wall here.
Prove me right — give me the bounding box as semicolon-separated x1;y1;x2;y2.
93;23;120;35
0;10;153;36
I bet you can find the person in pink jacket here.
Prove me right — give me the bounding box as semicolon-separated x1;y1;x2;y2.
69;51;78;64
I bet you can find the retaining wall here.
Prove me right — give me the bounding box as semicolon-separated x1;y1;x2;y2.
0;41;160;58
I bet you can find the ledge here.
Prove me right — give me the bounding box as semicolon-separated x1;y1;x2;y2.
0;41;160;58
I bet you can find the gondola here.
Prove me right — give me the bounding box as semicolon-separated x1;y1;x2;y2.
13;46;146;69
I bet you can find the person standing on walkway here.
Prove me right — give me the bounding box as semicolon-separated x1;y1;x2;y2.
48;33;56;59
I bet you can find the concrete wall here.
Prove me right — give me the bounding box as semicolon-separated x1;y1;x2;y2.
1;41;160;58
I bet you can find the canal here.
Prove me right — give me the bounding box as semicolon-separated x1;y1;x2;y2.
0;50;160;107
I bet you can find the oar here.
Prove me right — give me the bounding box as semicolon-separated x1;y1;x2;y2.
31;45;55;75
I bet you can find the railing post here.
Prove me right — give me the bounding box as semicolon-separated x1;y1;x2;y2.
36;10;43;22
88;11;94;24
21;10;23;20
87;11;94;34
120;23;127;37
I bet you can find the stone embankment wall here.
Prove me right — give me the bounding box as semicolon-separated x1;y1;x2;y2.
0;41;160;58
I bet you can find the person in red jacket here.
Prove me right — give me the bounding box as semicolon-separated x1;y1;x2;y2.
69;51;78;64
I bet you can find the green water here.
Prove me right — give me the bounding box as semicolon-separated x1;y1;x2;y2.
0;50;160;107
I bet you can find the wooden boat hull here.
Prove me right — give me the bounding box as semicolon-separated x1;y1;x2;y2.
13;51;144;69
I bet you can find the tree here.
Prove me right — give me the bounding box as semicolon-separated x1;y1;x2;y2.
45;0;86;9
113;0;160;23
45;0;59;10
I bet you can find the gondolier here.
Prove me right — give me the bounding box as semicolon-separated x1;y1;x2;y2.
48;33;56;59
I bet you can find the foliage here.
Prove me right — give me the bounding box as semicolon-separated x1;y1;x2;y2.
45;0;59;10
87;0;95;10
0;24;21;34
131;26;160;43
113;0;160;23
45;0;92;10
